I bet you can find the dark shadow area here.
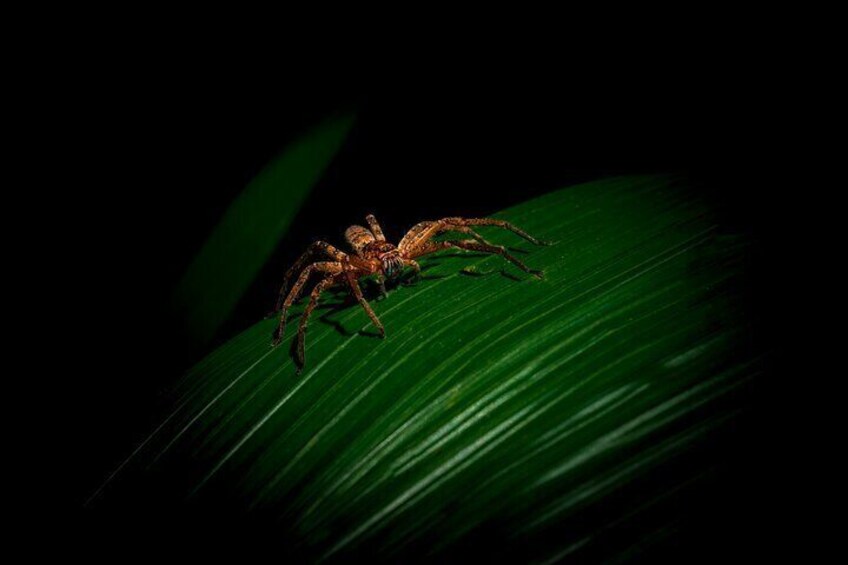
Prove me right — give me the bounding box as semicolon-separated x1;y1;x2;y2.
309;270;447;340
459;267;524;282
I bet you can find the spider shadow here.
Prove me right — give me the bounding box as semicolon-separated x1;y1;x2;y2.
315;270;446;338
291;247;530;343
436;251;525;281
270;253;523;344
431;247;529;259
458;267;522;282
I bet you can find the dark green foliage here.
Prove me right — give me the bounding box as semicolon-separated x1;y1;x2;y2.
92;176;762;561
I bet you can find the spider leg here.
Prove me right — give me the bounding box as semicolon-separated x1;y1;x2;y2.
366;214;386;242
433;227;510;255
375;273;388;299
273;261;343;346
409;223;488;246
295;275;339;372
345;270;385;337
450;240;543;278
274;241;348;312
444;218;549;246
408;241;452;259
436;225;493;249
398;221;436;252
413;239;543;279
399;217;547;255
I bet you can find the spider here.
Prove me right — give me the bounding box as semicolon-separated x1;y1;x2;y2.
272;214;548;371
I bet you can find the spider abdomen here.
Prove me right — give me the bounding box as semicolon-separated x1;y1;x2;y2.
344;225;375;255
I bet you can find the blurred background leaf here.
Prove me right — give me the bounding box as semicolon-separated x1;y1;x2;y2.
173;113;355;347
89;176;766;561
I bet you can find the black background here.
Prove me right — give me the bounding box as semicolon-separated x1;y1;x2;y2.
27;35;796;558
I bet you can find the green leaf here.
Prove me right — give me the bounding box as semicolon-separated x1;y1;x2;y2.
92;175;762;561
173;113;355;346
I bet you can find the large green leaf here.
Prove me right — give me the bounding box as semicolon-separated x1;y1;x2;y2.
90;175;762;561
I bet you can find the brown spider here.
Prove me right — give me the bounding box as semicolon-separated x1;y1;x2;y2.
272;214;548;371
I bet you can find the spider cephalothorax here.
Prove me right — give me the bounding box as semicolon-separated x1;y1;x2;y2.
345;224;405;277
273;214;548;371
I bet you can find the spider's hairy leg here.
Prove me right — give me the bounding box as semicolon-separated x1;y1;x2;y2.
435;226;518;260
446;217;550;246
295;275;339;372
408;240;452;259
375;273;388;299
273;261;343;346
450;240;544;278
414;239;543;279
365;214;386;242
345;270;385;338
274;241;348;312
414;223;488;246
397;221;436;253
399;217;549;255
